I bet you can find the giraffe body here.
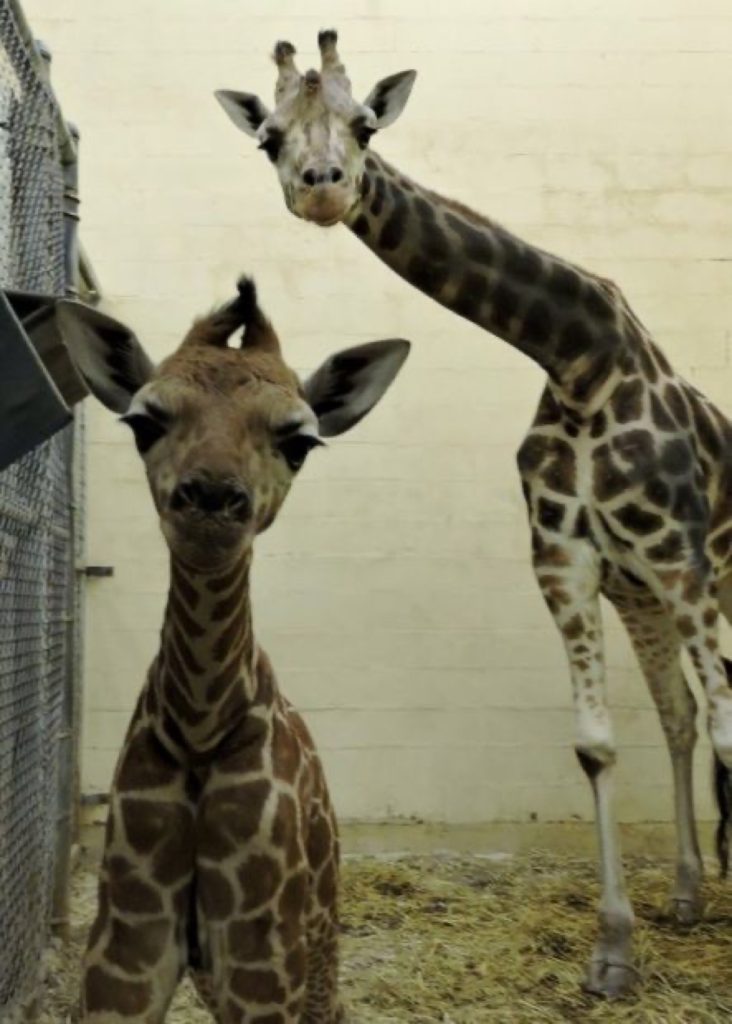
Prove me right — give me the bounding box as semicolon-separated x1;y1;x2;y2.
85;641;340;1023
57;278;409;1021
217;32;732;996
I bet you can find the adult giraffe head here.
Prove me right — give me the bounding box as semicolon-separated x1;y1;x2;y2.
215;30;416;226
58;277;409;568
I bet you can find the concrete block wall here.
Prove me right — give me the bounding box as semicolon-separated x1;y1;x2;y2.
25;0;732;823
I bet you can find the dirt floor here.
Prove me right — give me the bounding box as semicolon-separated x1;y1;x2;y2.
39;835;732;1024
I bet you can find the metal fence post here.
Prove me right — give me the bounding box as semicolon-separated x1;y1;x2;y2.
51;112;82;940
0;1;97;1008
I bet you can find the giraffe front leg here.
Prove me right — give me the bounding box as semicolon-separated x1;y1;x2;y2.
535;558;637;998
303;902;341;1023
206;908;307;1023
302;786;342;1023
579;754;637;998
81;796;193;1022
80;711;196;1023
198;782;311;1022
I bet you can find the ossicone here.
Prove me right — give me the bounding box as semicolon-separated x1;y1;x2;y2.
182;276;280;354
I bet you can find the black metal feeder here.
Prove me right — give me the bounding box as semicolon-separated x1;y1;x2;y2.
0;288;89;472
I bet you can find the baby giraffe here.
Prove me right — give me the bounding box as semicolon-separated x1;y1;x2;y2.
57;279;409;1023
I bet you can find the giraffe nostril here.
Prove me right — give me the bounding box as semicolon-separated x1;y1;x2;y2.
329;167;344;184
227;487;252;523
171;478;202;511
302;168;318;188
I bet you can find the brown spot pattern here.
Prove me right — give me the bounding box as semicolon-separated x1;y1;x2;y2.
197;781;270;859
229;912;275;962
199;865;235;920
238;853;282;911
84;966;151;1016
105;917;170;974
231;967;286;1004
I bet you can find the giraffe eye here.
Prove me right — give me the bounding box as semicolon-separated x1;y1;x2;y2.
258;129;284;163
277;434;324;472
121;411;168;455
351;118;377;150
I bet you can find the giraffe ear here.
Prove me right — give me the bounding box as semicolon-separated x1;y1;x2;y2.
215;90;271;137
363;70;417;128
55;300;153;414
303;339;410;437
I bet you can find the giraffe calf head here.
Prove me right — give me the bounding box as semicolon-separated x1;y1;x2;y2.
215;29;416;227
57;277;409;568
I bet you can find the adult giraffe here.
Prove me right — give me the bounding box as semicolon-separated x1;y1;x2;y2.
216;30;732;998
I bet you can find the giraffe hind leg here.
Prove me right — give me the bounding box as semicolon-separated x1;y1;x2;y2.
613;597;704;921
640;560;732;884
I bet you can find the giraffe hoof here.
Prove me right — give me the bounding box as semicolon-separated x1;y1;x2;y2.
582;960;638;999
671;896;703;926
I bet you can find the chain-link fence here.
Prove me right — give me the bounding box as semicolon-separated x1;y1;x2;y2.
0;1;84;1017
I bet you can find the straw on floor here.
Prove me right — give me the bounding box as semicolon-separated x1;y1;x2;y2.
40;850;732;1023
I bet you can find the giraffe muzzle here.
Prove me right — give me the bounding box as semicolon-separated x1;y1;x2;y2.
170;475;252;524
296;180;350;227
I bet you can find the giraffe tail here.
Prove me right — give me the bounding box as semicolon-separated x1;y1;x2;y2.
715;658;732;879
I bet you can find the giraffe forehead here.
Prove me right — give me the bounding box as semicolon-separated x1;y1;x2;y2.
271;75;361;133
125;354;302;436
156;345;299;395
133;374;313;439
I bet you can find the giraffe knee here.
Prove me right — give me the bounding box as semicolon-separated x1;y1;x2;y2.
665;725;697;755
662;708;698;753
576;747;615;778
656;682;698;753
575;724;616;777
575;712;616;775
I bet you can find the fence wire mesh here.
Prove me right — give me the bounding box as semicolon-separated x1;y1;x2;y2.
0;1;76;1017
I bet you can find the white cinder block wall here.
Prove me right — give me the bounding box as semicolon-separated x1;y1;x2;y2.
25;0;732;823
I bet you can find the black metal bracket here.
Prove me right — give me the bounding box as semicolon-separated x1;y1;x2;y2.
80;566;114;578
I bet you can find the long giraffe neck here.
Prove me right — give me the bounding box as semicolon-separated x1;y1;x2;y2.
155;551;268;755
345;151;640;410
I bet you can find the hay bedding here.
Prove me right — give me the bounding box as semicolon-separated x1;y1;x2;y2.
40;850;732;1023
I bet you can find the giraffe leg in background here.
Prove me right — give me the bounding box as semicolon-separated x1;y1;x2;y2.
660;571;732;770
534;552;636;997
658;569;732;879
712;575;732;876
615;601;703;923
